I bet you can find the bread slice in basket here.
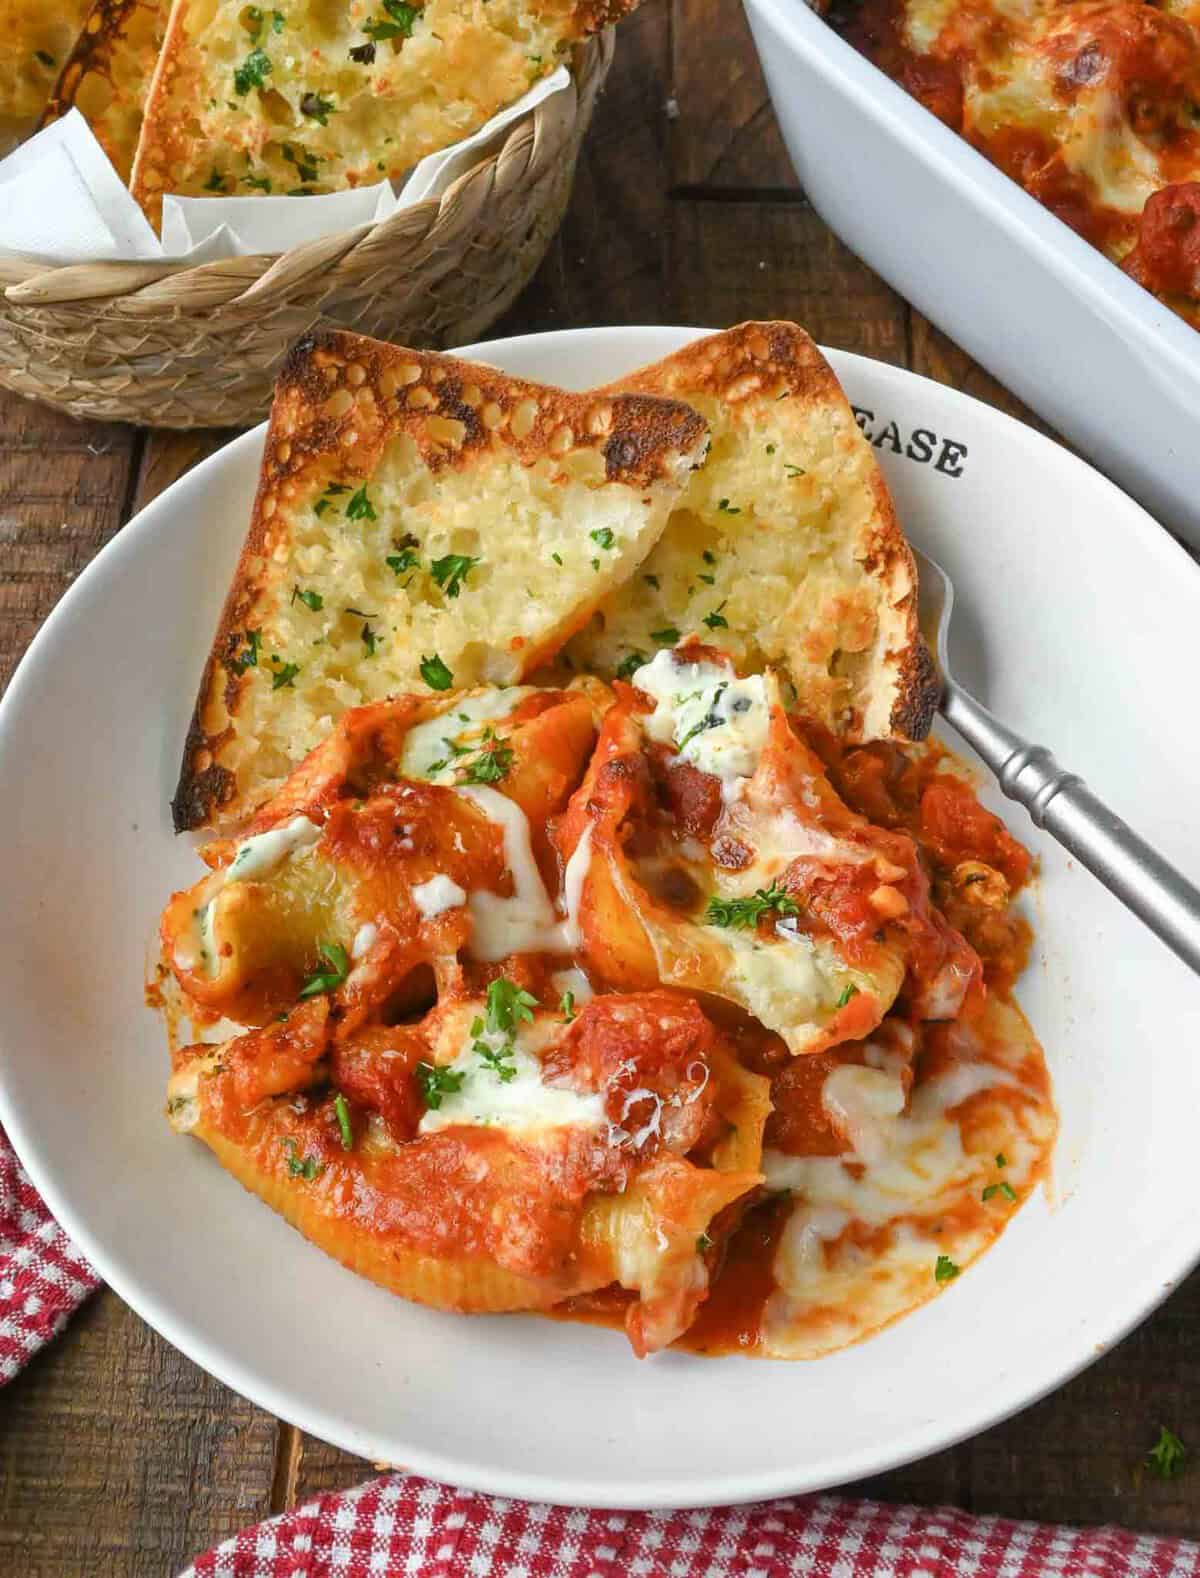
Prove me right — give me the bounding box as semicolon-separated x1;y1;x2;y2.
39;0;167;181
564;322;937;742
0;0;92;150
130;0;642;229
172;328;709;833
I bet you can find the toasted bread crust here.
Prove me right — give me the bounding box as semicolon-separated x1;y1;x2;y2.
592;321;938;743
173;330;707;832
40;0;165;181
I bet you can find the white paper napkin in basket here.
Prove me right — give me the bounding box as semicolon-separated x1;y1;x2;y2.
0;67;569;268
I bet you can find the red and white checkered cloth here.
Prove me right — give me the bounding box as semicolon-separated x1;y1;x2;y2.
4;1121;1199;1578
181;1476;1200;1577
0;1120;98;1385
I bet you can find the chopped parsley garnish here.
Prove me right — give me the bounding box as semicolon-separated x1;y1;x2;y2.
360;623;378;656
430;553;480;598
230;628;261;673
421;653;453;691
271;661;301;690
416;1060;464;1110
292;585;323;611
995;1152;1008;1167
281;143;320;183
349;40;376;62
242;173;272;192
702;601;729;631
784;463;806;478
551;552;563;566
476;1040;518;1082
590;528;616;551
934;1255;960;1284
299;940;349;998
982;1181;1017;1203
765;444;776;455
233;46;272;94
591;557;600;572
651;626;681;646
716;498;740;515
283;1139;323;1181
698;573;715;585
34;49;55;66
346;485;376;520
387;548;420;576
697;1232;714;1253
677;682;728;750
364;0;419;39
1147;1426;1187;1480
486;977;538;1036
836;983;859;1009
204;168;227;192
702;550;717;565
300;91;336;124
460;732;513;784
560;990;576;1023
244;6;284;38
616;650;646;681
333;1093;353;1150
705;881;799;930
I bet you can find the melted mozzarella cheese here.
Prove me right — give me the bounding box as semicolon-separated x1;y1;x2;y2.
226;816;323;881
455;785;572;959
399;688;533;783
411;874;467;919
560;825;593;949
351;922;378;960
418;1024;607;1139
759;1029;1043;1358
633;650;771;799
549;966;594;1009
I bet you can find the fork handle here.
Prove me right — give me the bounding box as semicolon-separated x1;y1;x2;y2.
941;679;1200;977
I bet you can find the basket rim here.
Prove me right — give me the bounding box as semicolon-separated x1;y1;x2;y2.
0;32;611;311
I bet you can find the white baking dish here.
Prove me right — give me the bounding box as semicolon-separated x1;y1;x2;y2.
742;0;1200;548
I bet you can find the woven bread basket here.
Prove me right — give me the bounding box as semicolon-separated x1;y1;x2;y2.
0;33;612;429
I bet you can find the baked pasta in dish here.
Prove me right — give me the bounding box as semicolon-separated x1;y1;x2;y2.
157;654;1054;1358
827;0;1200;327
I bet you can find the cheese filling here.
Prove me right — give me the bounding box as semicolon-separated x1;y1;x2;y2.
632;650;771;800
400;688;533;784
418;1023;607;1139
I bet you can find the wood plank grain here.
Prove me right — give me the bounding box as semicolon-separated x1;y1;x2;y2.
0;392;138;698
669;199;910;360
494;0;671;337
0;1291;277;1578
669;0;797;190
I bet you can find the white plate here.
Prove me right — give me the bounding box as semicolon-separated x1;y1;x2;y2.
1;327;1198;1510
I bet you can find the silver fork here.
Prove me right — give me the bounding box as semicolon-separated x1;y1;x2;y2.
915;548;1200;976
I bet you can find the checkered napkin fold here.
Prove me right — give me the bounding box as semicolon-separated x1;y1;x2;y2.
4;1121;1199;1577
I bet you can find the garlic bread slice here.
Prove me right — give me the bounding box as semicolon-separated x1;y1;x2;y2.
565;321;937;742
173;329;707;831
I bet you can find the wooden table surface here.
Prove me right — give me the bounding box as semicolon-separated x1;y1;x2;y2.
2;1;1198;1571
